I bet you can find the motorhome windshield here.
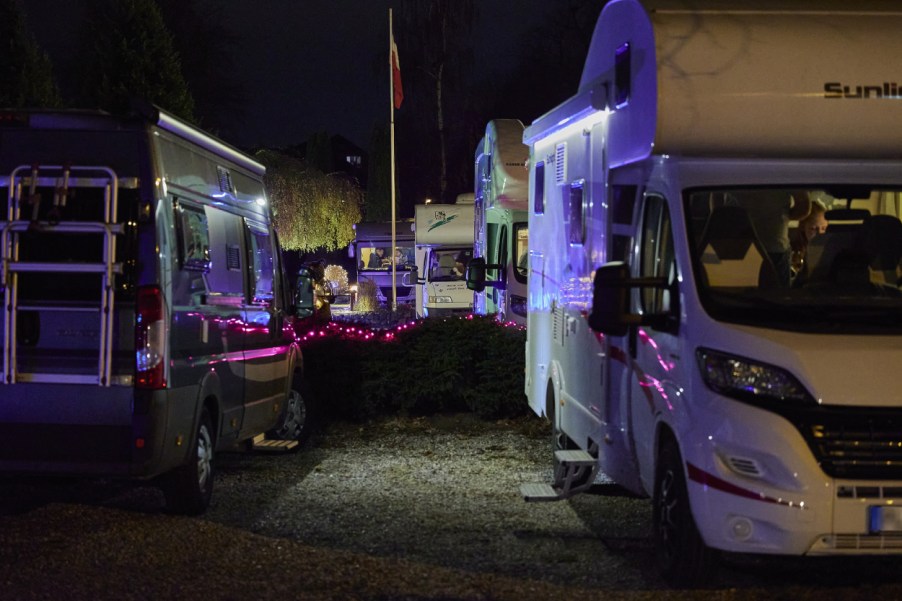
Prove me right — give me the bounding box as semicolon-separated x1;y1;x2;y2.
428;248;472;282
685;186;902;332
357;243;415;272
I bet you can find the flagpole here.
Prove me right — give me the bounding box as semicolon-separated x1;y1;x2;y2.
389;8;398;312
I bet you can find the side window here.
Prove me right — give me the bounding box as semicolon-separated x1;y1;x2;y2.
534;161;545;215
514;223;529;283
247;222;275;306
498;225;508;281
568;180;585;246
204;206;245;300
175;201;210;271
611;184;638;262
487;222;499;280
615;43;631;107
639;194;675;315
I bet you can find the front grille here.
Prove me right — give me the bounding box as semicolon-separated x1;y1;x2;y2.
830;534;902;550
790;407;902;479
379;286;411;299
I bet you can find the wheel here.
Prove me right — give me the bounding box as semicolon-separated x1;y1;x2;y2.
162;408;215;515
268;376;315;445
653;436;717;587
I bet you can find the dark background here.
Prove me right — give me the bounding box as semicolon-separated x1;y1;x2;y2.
20;0;599;217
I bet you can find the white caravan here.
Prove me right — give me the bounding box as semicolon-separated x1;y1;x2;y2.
522;0;902;586
409;200;475;318
468;120;529;325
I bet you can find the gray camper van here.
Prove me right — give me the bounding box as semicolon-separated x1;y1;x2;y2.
0;106;314;514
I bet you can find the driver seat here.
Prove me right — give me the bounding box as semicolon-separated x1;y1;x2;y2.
697;206;780;289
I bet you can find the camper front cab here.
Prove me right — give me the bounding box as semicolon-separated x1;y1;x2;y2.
522;0;902;585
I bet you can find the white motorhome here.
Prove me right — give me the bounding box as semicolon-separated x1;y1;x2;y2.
467;120;529;325
409;198;474;318
522;0;902;585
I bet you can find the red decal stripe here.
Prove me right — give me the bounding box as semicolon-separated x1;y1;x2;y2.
686;462;802;508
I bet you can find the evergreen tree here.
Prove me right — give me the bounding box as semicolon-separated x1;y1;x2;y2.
156;0;246;135
365;125;392;222
307;131;333;174
0;0;61;108
398;0;475;205
77;0;195;120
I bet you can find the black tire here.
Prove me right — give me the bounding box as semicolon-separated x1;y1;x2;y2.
653;436;717;587
268;376;315;446
161;407;214;515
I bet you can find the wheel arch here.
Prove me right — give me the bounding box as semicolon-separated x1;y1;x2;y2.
195;369;223;446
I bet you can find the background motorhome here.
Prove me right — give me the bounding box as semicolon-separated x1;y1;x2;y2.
351;220;416;307
520;0;902;586
410;197;475;318
0;106;314;515
468;119;529;325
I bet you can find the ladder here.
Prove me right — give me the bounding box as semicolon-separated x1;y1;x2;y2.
1;164;134;386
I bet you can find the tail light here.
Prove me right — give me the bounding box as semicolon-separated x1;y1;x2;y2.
135;285;166;389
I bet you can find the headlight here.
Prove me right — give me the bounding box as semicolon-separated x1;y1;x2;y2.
510;295;527;317
428;296;453;303
696;348;814;406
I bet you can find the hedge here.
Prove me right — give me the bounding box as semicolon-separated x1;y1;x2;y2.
301;315;528;422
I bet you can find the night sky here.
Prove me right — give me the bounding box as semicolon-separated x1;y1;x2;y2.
20;0;596;218
23;0;557;150
213;0;557;150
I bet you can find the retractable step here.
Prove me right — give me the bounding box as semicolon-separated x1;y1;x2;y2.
251;434;298;453
521;448;597;502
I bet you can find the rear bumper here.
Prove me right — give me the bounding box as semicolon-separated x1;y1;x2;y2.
0;383;162;479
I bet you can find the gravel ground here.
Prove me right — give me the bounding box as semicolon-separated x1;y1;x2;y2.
3;414;902;600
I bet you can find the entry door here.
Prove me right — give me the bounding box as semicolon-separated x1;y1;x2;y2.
241;221;289;438
629;193;680;487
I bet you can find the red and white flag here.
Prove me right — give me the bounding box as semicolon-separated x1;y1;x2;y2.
390;31;403;109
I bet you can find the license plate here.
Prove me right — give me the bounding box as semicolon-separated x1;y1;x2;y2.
868;506;902;533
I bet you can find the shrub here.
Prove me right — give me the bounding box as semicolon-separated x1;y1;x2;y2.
355;279;378;312
323;264;349;291
302;316;528;422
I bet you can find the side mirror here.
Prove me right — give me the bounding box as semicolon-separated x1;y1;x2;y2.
294;267;316;317
401;265;419;286
588;261;676;335
466;257;487;292
588;262;632;336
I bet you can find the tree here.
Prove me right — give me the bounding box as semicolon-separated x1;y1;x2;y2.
256;149;363;253
365;125;392;222
0;0;61;107
489;0;597;123
398;0;476;205
77;0;195;121
155;0;247;136
306;131;333;173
